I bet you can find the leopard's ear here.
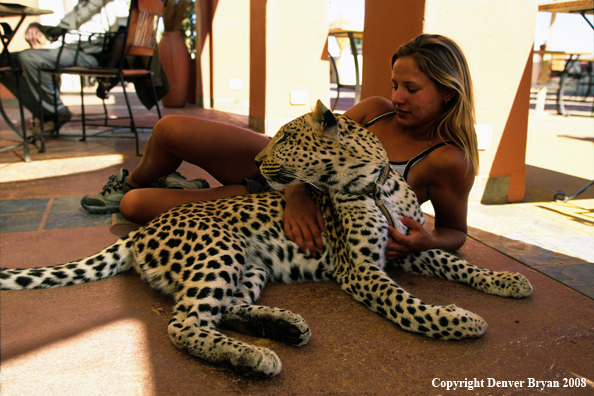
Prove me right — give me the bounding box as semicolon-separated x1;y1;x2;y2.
312;100;340;141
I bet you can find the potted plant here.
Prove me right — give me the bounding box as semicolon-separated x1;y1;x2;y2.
159;0;191;108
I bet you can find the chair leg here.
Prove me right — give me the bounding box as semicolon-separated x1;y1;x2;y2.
333;85;342;111
79;75;86;141
17;88;31;162
120;78;141;156
102;98;108;124
51;74;59;135
15;71;31;162
330;56;341;111
36;68;46;153
37;107;46;153
149;73;162;119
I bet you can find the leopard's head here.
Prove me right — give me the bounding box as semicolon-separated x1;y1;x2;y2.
256;100;389;193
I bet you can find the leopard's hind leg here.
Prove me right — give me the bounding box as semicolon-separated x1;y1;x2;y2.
168;295;282;378
219;264;312;347
395;250;532;298
220;305;311;347
166;252;282;378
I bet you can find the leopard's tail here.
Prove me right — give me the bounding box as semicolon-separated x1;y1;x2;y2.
0;235;135;290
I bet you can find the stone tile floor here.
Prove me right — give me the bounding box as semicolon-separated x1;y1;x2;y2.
2;194;592;299
466;200;593;299
0;196;124;233
1;88;593;299
1;88;593;395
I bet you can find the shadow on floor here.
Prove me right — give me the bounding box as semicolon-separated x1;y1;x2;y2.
525;165;594;202
1;85;593;394
1;222;593;395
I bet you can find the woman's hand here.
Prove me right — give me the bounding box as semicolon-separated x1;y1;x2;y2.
386;215;432;259
284;184;326;257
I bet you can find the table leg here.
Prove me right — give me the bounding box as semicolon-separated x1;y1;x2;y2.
581;11;594;30
556;54;580;116
330;55;342;111
347;31;360;104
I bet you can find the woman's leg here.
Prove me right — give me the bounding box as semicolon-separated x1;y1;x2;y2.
82;115;270;216
118;115;271;223
120;185;249;224
128;115;270;188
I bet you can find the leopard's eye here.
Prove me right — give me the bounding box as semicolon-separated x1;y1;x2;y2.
275;130;289;144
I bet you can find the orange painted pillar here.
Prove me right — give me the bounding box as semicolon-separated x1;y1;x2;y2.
248;0;329;136
362;0;538;203
195;0;214;108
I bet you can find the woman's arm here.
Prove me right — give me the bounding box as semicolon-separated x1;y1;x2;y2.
283;184;326;257
282;97;389;255
386;147;474;258
386;215;467;259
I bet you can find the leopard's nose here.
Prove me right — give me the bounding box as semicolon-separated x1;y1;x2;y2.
255;160;262;168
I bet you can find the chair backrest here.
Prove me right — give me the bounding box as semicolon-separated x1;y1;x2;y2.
126;0;163;57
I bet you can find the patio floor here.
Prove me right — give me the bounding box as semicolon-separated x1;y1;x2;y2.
1;87;593;395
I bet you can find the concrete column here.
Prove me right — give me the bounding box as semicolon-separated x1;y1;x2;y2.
361;0;538;203
248;0;330;136
196;0;250;111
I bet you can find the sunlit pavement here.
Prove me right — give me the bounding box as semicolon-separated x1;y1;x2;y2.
1;86;592;395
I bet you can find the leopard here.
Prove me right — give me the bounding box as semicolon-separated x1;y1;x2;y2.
0;100;532;379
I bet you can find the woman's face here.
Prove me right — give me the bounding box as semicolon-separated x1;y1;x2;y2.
390;56;450;134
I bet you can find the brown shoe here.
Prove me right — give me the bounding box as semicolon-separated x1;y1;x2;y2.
31;107;72;136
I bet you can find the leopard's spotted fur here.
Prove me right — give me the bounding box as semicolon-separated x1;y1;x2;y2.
0;101;532;378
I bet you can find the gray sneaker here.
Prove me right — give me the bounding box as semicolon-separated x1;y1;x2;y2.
155;172;210;190
81;168;133;214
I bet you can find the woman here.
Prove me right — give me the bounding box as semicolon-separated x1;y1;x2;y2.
81;34;478;260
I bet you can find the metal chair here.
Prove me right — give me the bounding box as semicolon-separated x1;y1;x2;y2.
39;0;163;156
0;21;31;162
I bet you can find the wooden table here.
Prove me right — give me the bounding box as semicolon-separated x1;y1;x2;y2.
533;50;590;115
535;1;593;116
328;28;363;111
538;1;594;202
0;3;53;162
538;0;594;18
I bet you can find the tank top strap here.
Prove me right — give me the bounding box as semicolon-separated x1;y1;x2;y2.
390;140;454;181
364;111;396;127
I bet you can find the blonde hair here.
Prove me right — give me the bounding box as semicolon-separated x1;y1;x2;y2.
392;34;479;175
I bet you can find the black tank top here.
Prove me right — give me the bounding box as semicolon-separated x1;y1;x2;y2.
364;111;452;181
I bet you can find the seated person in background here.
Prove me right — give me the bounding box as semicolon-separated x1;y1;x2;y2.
0;0;128;136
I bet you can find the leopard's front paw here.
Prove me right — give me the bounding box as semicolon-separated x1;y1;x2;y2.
478;271;533;298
